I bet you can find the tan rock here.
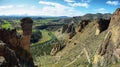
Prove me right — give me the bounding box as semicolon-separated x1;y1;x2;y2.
93;8;120;66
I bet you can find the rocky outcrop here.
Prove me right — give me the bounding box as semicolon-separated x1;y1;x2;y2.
95;18;110;35
61;23;76;39
93;8;120;66
20;17;33;52
50;41;61;56
0;17;35;67
62;24;68;33
0;43;20;67
78;20;90;32
109;8;120;27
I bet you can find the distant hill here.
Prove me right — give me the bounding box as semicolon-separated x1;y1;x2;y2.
0;16;43;20
59;13;112;24
82;13;111;20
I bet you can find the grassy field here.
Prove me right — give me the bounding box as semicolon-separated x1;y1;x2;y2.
1;20;14;29
31;30;52;47
39;30;52;43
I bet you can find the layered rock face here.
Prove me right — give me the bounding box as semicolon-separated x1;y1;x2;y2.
61;23;76;39
78;20;90;32
93;8;120;66
95;18;110;35
50;41;62;56
109;8;120;27
62;24;68;33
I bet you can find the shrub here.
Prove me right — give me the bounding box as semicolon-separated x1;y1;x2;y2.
31;30;42;43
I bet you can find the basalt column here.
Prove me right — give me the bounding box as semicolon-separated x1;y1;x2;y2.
20;17;33;52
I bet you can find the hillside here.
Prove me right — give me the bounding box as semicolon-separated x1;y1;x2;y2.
34;18;107;67
32;8;120;67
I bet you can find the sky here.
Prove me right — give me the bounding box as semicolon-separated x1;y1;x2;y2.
0;0;119;16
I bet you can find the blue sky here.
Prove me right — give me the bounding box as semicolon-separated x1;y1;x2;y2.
0;0;119;16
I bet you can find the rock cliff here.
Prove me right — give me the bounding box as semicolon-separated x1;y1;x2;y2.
93;8;120;67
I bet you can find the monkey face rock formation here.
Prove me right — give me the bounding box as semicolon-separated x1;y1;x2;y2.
20;17;33;52
93;8;120;66
95;18;110;35
0;17;35;67
21;17;33;35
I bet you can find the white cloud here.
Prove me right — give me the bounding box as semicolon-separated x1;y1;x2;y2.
94;8;108;13
0;1;85;16
31;6;36;9
106;1;120;6
69;2;89;8
64;0;90;8
64;0;75;3
17;5;25;8
98;8;106;11
39;1;70;9
0;5;14;9
38;1;83;16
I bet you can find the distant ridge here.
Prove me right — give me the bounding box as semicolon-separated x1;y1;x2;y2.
59;13;112;23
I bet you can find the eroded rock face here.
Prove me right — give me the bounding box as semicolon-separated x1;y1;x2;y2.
109;8;120;27
62;24;68;33
93;8;120;66
20;17;33;52
61;23;76;39
50;41;61;56
95;18;110;35
67;23;76;39
21;17;33;35
78;20;90;32
0;17;35;67
0;29;18;48
0;43;20;67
